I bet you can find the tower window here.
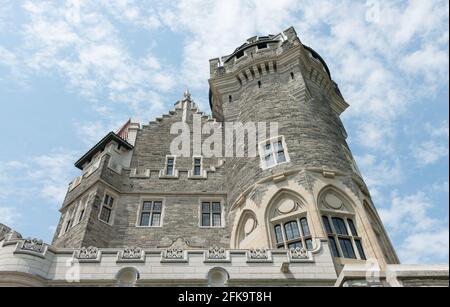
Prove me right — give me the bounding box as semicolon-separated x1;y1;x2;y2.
258;81;262;88
229;95;233;103
273;216;313;250
291;72;295;80
273;61;277;72
99;193;115;224
259;136;290;170
201;201;222;227
235;50;244;60
139;201;163;227
257;65;263;75
322;215;366;260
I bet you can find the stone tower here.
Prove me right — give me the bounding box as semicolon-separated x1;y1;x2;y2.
209;27;399;267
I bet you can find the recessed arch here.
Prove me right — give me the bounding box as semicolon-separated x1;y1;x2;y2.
264;188;311;249
317;185;356;214
235;210;258;249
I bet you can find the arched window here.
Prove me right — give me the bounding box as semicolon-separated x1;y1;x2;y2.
322;215;366;260
273;217;313;250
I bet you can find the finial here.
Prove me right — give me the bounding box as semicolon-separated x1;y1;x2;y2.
183;88;191;101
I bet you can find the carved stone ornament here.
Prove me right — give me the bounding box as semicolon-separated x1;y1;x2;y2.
208;247;226;260
164;248;184;260
21;238;44;253
78;246;99;259
122;247;142;260
249;248;268;260
290;247;309;260
323;193;344;210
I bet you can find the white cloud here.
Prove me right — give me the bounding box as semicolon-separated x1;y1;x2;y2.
412;121;449;166
398;228;449;264
0;206;21;227
27;151;78;204
0;150;78;206
379;190;449;264
16;0;176;123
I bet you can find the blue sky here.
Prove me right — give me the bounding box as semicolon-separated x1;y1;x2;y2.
0;0;448;265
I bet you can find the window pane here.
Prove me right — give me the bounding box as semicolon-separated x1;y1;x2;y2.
274;225;283;243
264;143;272;153
339;238;356;259
284;221;300;241
194;165;201;176
202;203;211;213
202;213;210;226
275;141;284;151
348;219;358;237
212;202;221;212
332;217;348;236
167;158;174;165
140;212;150;226
288;241;303;249
323;216;333;234
276;151;286;163
143;202;152;211
153;202;162;212
108;196;114;207
212;213;221;227
265;154;274;167
328;236;340;258
300;218;311;236
151;213;161;227
194;158;201;165
166;165;173;176
103;195;109;205
305;238;314;250
79;210;85;222
355;239;366;260
100;207;111;223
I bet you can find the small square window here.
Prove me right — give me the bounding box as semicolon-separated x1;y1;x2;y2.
201;201;222;227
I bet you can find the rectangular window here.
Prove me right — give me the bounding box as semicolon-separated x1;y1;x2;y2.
166;157;175;176
78;209;85;222
339;238;356;259
140;201;163;227
99;194;114;224
193;158;202;176
274;225;284;245
348;219;358;237
328;236;340;258
300;218;311;236
355;239;367;260
284;221;300;241
260;137;289;169
305;238;314;250
99;206;111;223
201;201;222;227
323;216;333;234
332;217;349;236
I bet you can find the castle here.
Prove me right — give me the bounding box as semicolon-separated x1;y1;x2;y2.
0;27;447;287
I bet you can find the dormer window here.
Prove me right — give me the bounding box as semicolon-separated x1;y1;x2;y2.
259;136;290;170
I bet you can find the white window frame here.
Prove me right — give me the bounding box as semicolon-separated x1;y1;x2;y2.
159;155;179;178
259;136;290;170
98;190;117;226
199;198;225;229
136;198;165;228
189;156;207;179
